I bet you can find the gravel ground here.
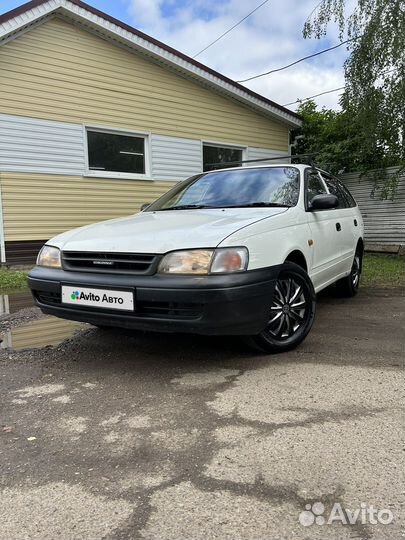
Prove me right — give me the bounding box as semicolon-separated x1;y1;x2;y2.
0;286;403;540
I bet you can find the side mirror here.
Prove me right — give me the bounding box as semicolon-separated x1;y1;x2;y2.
309;194;338;211
140;203;150;211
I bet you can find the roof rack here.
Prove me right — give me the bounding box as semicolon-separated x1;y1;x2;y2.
206;153;317;169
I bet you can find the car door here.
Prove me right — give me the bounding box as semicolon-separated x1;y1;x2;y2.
320;173;356;275
304;169;343;290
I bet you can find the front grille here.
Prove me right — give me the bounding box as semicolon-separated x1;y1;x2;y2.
34;291;202;321
136;301;203;320
62;251;159;274
34;291;203;320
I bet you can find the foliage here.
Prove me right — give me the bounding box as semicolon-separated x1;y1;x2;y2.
301;0;405;189
292;100;360;174
0;269;28;290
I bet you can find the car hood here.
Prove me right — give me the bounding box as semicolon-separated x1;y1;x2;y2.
50;207;288;253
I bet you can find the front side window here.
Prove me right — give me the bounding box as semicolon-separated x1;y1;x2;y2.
338;180;357;207
306;171;327;205
203;144;243;171
146;167;300;211
87;129;145;175
322;174;350;208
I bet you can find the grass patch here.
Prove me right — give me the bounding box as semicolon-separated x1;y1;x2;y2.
0;268;29;291
362;254;405;288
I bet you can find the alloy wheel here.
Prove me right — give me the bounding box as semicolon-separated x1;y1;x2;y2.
351;255;361;288
266;278;308;340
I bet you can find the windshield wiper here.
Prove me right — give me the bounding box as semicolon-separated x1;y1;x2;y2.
221;202;291;208
157;202;291;211
157;204;218;211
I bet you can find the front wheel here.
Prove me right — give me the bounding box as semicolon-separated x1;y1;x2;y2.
245;262;316;354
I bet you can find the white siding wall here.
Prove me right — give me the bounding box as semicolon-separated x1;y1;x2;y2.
0;114;286;182
0;114;85;175
341;169;405;246
150;134;202;181
0;114;206;181
247;147;288;165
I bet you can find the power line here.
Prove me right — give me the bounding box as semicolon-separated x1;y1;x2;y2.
192;0;270;59
283;86;345;107
283;67;398;107
237;40;350;82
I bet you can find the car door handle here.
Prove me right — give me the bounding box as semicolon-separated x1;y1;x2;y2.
354;219;358;227
336;222;341;232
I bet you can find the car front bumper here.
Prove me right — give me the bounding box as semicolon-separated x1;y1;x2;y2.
28;265;281;335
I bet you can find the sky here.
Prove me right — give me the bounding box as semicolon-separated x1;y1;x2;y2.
0;0;351;111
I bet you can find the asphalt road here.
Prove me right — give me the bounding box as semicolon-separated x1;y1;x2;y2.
0;287;403;540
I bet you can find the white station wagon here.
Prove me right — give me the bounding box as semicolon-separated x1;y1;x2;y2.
28;164;364;353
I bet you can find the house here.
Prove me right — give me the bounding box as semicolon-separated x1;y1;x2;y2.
0;0;301;265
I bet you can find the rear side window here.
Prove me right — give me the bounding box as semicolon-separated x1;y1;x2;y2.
322;175;350;208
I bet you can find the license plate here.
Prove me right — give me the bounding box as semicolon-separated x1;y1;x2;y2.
61;285;134;311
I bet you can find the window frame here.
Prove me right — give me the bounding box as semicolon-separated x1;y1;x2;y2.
83;125;151;180
202;140;247;171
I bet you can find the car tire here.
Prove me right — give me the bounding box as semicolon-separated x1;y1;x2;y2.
244;262;316;354
336;249;362;297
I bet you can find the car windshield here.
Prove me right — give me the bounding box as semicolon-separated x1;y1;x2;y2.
146;167;300;211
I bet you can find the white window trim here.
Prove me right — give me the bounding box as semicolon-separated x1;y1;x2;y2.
83;124;152;180
202;140;248;169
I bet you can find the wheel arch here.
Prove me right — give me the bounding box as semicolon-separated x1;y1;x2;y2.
356;237;364;254
356;238;364;270
284;250;308;272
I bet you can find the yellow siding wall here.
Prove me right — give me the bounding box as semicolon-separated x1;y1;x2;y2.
0;17;291;244
1;172;175;241
0;17;289;149
4;317;82;351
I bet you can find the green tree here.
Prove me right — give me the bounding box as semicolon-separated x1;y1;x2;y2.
302;0;405;189
292;100;360;174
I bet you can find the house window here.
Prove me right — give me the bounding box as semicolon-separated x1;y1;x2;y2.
86;129;147;176
203;143;244;172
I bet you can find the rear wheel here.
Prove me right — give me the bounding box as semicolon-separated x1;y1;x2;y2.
245;262;316;353
336;249;362;297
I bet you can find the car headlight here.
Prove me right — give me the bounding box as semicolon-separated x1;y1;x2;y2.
211;247;249;273
36;245;62;268
158;248;248;274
